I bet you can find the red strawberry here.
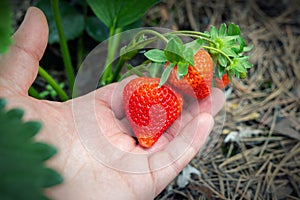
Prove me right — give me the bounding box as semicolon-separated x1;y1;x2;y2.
215;74;231;89
123;77;183;148
167;49;213;99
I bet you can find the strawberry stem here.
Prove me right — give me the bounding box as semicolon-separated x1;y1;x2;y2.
132;29;169;43
202;46;232;64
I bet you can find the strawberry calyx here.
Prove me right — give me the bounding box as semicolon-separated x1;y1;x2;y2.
140;23;253;87
118;23;252;89
144;36;203;87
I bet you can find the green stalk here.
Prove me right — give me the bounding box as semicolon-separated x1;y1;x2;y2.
100;25;122;85
50;0;75;91
172;30;210;38
38;66;69;101
28;86;42;99
77;1;87;70
170;32;215;44
202;46;232;64
133;29;169;43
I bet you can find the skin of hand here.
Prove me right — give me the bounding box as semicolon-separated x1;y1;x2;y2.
0;7;225;200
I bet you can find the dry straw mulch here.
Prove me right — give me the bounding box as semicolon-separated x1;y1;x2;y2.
150;0;300;199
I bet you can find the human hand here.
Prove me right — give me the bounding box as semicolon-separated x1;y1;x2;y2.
0;7;225;200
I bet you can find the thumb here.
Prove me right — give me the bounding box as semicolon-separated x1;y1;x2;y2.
0;7;48;95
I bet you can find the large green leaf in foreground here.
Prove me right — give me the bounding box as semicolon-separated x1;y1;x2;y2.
0;99;63;200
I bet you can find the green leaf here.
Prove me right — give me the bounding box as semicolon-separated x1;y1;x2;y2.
209;26;218;39
22;121;42;139
144;49;167;63
182;47;194;66
0;98;63;200
36;0;84;43
85;16;109;42
228;23;241;36
0;0;13;54
243;45;253;52
218;23;227;37
184;38;203;54
6;109;24;120
87;0;159;29
149;62;163;78
177;62;189;79
41;168;63;188
30;142;58;161
218;54;227;67
0;99;7;109
222;48;238;57
159;62;174;87
164;38;184;63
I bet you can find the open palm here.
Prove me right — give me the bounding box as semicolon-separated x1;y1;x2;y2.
0;7;225;200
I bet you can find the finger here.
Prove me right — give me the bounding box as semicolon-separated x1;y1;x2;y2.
0;7;48;95
149;113;214;195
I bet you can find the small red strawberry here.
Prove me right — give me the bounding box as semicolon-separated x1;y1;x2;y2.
123;77;183;148
167;49;213;99
215;74;231;89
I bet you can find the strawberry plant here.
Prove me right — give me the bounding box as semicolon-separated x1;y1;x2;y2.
113;23;253;147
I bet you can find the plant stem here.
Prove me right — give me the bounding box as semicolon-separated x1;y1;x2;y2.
202;46;232;64
50;0;75;91
170;32;215;44
77;1;88;70
38;66;69;101
173;30;210;38
100;26;122;85
28;86;42;99
133;29;169;43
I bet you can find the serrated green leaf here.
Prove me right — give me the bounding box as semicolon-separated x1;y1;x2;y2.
87;0;159;29
243;60;253;68
237;36;246;52
159;62;174;87
219;23;227;37
217;66;226;78
183;47;194;66
0;0;13;54
164;38;184;63
0;98;62;199
0;99;7;109
36;0;84;43
209;25;218;39
6;108;24;120
243;45;253;52
41;167;63;187
144;49;167;62
177;62;189;79
149;62;162;78
30;142;57;161
22;121;42;139
228;23;240;36
222;48;238;57
184;38;203;54
218;54;227;67
168;34;183;45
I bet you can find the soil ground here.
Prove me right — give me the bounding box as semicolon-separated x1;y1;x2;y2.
148;0;300;199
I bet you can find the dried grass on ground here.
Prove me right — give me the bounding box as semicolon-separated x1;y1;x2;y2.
149;0;300;199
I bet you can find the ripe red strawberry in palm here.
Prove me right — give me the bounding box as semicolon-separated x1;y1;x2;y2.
167;49;213;99
123;77;183;148
215;74;231;89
